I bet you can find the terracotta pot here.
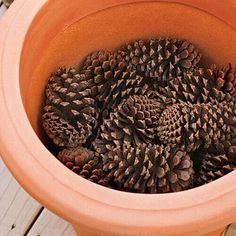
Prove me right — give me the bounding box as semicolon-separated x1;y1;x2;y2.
0;0;236;235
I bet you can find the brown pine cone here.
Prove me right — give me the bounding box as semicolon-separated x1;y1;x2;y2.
157;101;236;152
80;51;150;115
81;50;123;71
206;64;236;97
42;67;98;147
196;150;236;185
102;143;194;193
58;146;109;186
156;68;234;105
42;106;87;147
94;95;164;154
118;38;201;83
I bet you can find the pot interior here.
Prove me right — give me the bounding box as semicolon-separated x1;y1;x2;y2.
20;0;236;143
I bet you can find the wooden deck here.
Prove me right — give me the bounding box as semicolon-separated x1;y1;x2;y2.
0;159;76;236
0;1;236;235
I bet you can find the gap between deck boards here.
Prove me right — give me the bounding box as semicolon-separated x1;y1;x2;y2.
0;159;76;236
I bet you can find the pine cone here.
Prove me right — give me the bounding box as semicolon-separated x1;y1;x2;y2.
80;51;150;115
118;38;201;83
58;146;109;186
206;64;236;97
102;143;193;193
94;95;164;154
157;101;236;152
196;151;236;185
81;50;123;72
42;67;98;147
42;106;87;147
156;68;234;105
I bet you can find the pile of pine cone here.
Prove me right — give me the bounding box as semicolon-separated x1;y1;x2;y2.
42;38;236;193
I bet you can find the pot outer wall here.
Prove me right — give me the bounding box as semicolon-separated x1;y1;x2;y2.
0;1;236;236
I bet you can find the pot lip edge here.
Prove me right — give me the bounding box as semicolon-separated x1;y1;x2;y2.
1;0;236;229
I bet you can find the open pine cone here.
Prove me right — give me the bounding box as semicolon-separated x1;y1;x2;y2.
157;101;236;152
94;95;164;154
102;143;194;193
42;68;98;147
80;50;151;116
58;146;109;186
118;38;201;83
196;150;236;185
81;50;123;72
42;106;88;147
156;68;234;105
206;64;236;97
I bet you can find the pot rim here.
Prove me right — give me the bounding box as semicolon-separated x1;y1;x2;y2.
0;0;236;234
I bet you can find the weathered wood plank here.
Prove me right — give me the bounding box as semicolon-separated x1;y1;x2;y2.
0;160;42;236
27;209;76;236
0;2;7;16
0;160;76;236
61;225;77;236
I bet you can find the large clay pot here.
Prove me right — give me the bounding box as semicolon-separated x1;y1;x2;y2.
0;1;236;235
